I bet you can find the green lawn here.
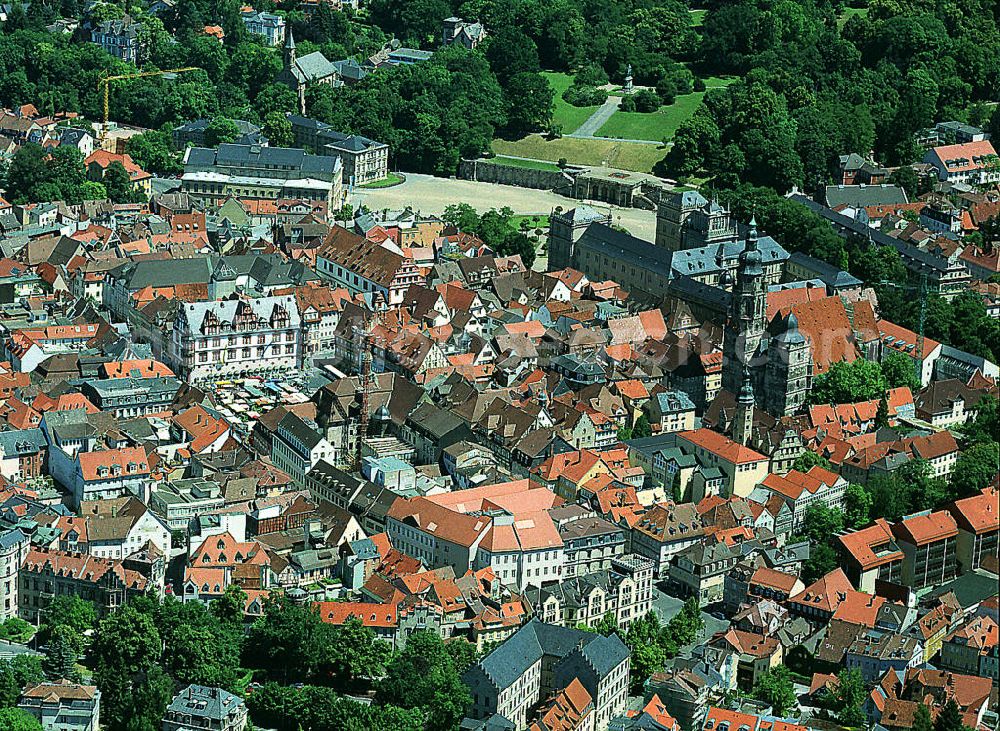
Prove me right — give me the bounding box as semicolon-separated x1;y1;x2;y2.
510;214;550;233
597;77;735;143
492;134;666;173
598;92;706;142
689;8;707;27
492;155;562;172
360;171;405;188
837;5;869;28
543;71;599;134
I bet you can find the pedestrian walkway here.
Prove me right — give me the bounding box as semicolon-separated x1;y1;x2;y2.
571;96;622;137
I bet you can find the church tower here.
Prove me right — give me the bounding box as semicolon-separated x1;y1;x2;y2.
733;367;755;446
764;312;812;416
722;217;767;395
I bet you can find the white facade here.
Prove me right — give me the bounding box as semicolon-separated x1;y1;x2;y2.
169;296;301;381
0;529;28;621
86;510;170;561
475;545;565;590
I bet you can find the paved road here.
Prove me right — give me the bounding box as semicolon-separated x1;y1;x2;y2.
349;173;657;241
572;96;623;137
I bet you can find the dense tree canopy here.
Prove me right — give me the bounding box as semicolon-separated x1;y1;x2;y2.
667;0;1000;191
0;656;44;709
0;708;43;731
443;203;538;267
247;683;424;731
809;359;889;405
376;631;471;731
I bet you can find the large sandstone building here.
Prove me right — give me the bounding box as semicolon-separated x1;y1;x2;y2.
547;192;809;418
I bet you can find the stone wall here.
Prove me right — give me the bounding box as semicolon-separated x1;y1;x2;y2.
459;158;577;193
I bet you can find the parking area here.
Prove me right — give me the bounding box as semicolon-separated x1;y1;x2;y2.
350;173;658;241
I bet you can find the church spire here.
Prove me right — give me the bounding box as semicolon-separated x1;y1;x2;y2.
284;27;296;68
733;366;755;446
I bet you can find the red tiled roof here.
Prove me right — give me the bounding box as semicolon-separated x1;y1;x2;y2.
77;447;150;482
101;359;174;379
949;487;999;535
831;591;887;628
315;601;398;628
879;320;941;360
893;510;958;546
929;140;998;172
84;150;151;182
678;428;767;465
22;547;147;590
750;566;800;594
838;519;904;571
779;297;860;375
704;707;807;731
789;568;854;614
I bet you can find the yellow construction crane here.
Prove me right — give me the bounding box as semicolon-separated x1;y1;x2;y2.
97;67;200;132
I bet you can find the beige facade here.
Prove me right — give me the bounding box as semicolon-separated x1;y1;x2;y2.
0;529;28;621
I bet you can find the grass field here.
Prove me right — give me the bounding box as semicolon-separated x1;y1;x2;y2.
837;5;869;27
543;71;598;133
689;8;707;27
598;92;706;142
492;135;666;173
597;76;735;142
492;155;562;172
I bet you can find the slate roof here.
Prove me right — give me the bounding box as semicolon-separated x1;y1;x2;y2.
787;251;862;289
576;222;788;284
825;184;908;208
111;256;215;289
180;294;300;332
789;194;954;274
320;129;386;152
470;619;621;689
185;143;339;177
331;58;369;82
0;428;46;456
166;684;244;721
293;51;339;82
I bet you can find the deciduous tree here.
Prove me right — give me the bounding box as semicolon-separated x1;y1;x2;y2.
0;708;42;731
753;667;797;716
809;359;888;405
376;631;470;731
262;111;294;148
